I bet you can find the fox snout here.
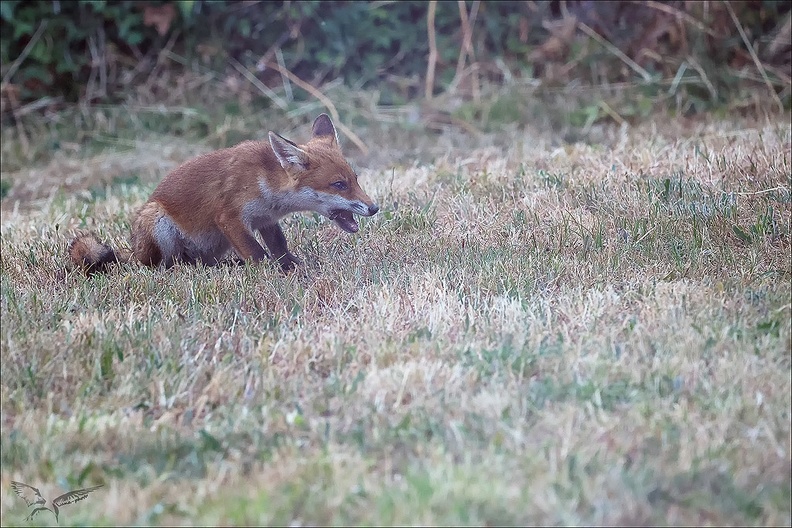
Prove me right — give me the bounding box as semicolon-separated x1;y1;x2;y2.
329;199;379;234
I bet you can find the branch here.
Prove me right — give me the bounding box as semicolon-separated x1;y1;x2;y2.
451;0;481;101
2;20;49;85
425;1;438;100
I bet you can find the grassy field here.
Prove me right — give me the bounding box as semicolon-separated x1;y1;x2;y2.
1;103;790;526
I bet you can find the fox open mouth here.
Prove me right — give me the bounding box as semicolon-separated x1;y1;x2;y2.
329;209;359;233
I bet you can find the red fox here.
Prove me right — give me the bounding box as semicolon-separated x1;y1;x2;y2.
69;114;378;274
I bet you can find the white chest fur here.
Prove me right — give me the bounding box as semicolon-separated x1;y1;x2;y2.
242;180;324;230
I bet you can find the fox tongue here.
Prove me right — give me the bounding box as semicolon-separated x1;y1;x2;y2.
332;210;359;233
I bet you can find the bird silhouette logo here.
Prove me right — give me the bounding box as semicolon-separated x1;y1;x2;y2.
11;480;103;523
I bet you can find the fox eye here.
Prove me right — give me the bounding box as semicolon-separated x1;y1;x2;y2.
331;181;348;190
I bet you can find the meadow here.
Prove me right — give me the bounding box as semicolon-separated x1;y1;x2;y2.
1;98;790;525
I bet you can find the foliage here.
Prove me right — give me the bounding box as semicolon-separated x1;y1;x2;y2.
1;0;162;101
0;1;790;112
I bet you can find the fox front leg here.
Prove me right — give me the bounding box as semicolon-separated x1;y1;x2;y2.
259;224;302;272
217;213;270;263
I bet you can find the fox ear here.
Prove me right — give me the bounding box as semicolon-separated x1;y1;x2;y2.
311;113;339;145
269;132;308;170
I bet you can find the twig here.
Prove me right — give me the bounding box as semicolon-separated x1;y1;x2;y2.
469;0;481;94
724;0;784;113
453;1;469;86
668;61;688;95
368;0;399;8
85;25;109;103
767;13;791;58
494;57;513;84
577;21;652;82
255;28;297;72
727;186;789;197
686;55;718;101
421;108;482;136
85;34;99;103
760;62;791;86
393;364;412;410
2;85;30;155
143;30;180;96
617;225;658;259
637;0;718;37
275;48;293;102
98;25;107;99
598;100;626;126
264;61;369;155
2;20;49;85
451;0;481;102
730;65;791;87
425;1;438;100
441;113;482;136
6;96;62;118
228;57;288;111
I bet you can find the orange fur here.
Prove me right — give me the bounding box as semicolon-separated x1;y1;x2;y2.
68;114;378;275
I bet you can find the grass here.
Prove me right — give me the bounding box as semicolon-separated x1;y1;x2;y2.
1;100;790;526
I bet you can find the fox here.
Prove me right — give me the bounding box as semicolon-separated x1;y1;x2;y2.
68;113;379;275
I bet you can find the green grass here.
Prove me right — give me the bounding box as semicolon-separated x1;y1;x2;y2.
1;108;790;526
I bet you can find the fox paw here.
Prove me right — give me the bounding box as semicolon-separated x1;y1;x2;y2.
277;252;302;273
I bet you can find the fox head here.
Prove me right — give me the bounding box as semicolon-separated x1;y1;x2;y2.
268;114;379;233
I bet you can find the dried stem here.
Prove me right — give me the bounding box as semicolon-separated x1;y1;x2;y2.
425;1;438;100
724;0;784;113
229;57;288;111
577;21;652;82
637;0;718;37
452;0;481;102
275;48;293;102
2;20;49;85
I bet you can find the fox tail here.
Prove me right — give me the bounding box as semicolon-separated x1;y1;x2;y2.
68;234;128;275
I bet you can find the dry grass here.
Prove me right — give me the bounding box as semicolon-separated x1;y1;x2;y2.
1;104;790;526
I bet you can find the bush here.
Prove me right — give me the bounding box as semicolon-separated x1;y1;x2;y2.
1;1;790;110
